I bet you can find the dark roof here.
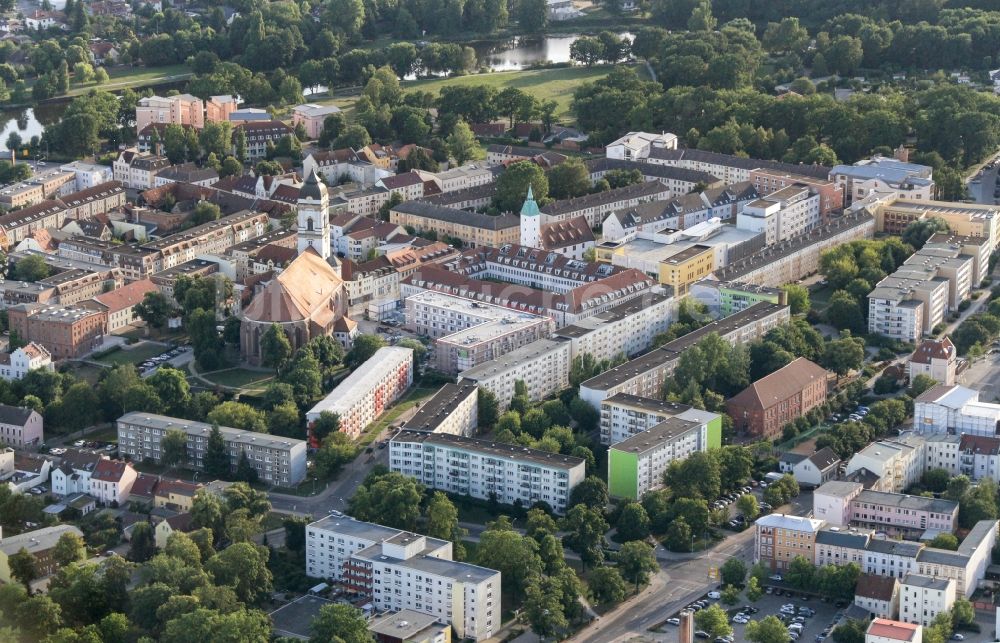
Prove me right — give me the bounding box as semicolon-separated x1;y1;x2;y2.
540;216;594;250
960;433;1000;456
0;404;35;426
647;147;832;180
300;169;326;201
585;158;722;184
855;573;898;601
865;539;923;558
808;447;841;470
815;529;870;549
401;383;478;432
391;201;519;230
540;181;667;216
391;429;585;469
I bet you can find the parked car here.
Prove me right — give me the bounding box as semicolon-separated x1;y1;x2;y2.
695;631;710;639
770;574;783;581
707;591;721;599
666;618;680;626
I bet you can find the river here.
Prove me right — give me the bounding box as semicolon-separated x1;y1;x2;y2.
1;32;632;151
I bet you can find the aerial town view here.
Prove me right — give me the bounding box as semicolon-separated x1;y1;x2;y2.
6;0;1000;642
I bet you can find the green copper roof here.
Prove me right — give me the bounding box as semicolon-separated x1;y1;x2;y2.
520;185;540;217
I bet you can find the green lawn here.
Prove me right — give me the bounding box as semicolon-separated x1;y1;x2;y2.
63;64;192;98
197;367;275;391
322;65;629;121
356;386;438;447
93;342;166;366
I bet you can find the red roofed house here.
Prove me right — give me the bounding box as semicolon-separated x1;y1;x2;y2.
90;459;138;506
155;513;194;548
908;337;957;386
866;618;921;643
85;278;160;334
727;357;831;439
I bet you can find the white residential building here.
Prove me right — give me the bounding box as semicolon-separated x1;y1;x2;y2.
390;430;585;513
868;275;948;343
306;347;413;438
899;574;955;628
51;450;105;497
116;412;308;486
831;156;935;205
908;338;957;386
60;161;113;191
779;447;842;488
913;385;1000;437
112;150;171;190
458;338;571;409
846;436;927;493
925;433;1000;482
854;573;901;619
400;383;479;437
605;132;678;161
736;184;821;244
88;459;138;506
305;515;500;641
866;618;922;643
0;343;53;381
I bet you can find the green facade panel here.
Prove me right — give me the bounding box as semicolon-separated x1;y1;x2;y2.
608;449;639;499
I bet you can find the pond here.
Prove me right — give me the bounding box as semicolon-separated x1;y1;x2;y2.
0;103;67;152
471;32;633;71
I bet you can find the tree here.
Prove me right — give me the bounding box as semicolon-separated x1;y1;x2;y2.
260;324;292;375
786;555;815;590
161;428;188;468
425;492;467;559
203;425;230;479
832;619;867;643
747;576;763;601
128;522;157;563
346;334;386;368
334;125;371;150
478;388;499;429
234;452;259;484
570;36;605;66
8;548;37;591
951;597;975;629
476;519;543;604
348;471;424;530
13;254;50;282
309;604;370;643
189;201;221;226
958;477;999;528
616;503;650;542
206;542;272;605
494;160;548;213
147;368;191;415
569;476;608;509
52;531;86;568
561;504;608;569
909;373;939;398
446;119;479;166
737;494;760;522
663;451;720;501
589;566;627;604
695;604;732;638
547;157;591;200
517;0;547;33
191;489;224;537
207;401;266;433
687;0;715;31
781;284;810;315
720;558;747;587
311;411;342;443
826;291;866;335
617;541;657;591
902;217;950;251
135;292;172;331
664;517;693;552
746;615;791;643
524;576;568;637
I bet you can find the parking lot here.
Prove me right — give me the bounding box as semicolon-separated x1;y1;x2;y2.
657;587;845;642
137;346;191;376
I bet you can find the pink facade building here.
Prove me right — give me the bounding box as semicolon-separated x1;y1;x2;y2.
135;94;238;132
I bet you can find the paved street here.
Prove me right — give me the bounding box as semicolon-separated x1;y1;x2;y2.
267;443;391;517
967;163;999;204
570;493;813;643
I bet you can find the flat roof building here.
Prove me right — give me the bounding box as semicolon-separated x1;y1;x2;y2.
400;382;479;437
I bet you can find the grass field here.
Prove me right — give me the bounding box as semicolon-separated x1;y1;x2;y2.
196;367;275;391
94;342;165;366
356;386;437;447
63;64;192;98
323;64;628;121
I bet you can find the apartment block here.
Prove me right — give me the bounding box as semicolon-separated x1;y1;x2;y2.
598;393;722;447
913;384;1000;436
404;291;552;374
306;347;414;439
389;429;585;513
305;515;500;641
690;279;786;317
749;168;843;216
579;302;790;408
899;574;955;628
854;574;900;619
292;103;341;139
846;436;927;494
868;275;948;342
136;94;206;131
605;131;678;161
925;433;1000;482
116;412;308;485
390;201;520;249
754;513;824;572
539;180;670;228
645;147;832;185
0;525;85;583
608;416;713;499
849;490;958;539
458;337;571;409
736;184;822;244
924;232;991;285
712;209;876;287
831;156;934;205
860;193;1000;251
552;292;676;366
586;158;722;197
6;303;106;359
400;382;478;437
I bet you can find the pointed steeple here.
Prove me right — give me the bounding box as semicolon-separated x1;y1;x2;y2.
520;185;540;217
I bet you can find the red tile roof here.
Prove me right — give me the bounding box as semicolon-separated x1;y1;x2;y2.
92;458;132;483
728;357;830;410
910;337;956;364
93;278;159;313
867;618;920;641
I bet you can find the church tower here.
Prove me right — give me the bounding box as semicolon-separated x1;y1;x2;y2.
297;169;330;259
519;185;541;249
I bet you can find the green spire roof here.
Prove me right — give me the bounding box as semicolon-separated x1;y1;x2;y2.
520;185;540;216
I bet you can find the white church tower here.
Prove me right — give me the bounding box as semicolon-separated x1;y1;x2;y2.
519;185;541;249
297;169;330;259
